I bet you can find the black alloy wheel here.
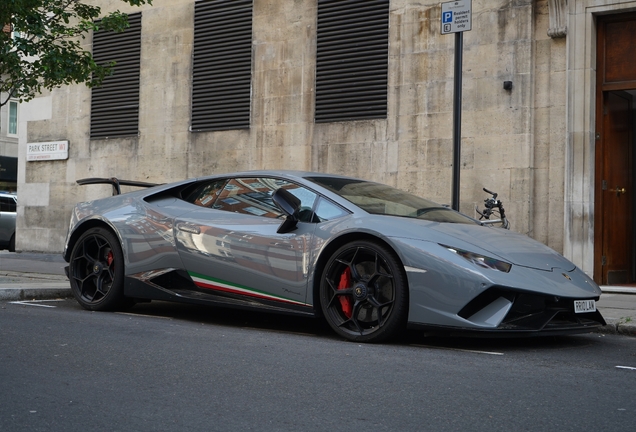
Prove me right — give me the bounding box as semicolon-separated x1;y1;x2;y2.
69;227;127;311
320;240;408;342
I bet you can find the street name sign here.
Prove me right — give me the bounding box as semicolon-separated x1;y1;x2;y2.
441;0;472;34
26;140;69;161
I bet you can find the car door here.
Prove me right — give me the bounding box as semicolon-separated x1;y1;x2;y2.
174;177;318;311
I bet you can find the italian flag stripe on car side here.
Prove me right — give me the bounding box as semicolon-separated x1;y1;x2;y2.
188;272;307;306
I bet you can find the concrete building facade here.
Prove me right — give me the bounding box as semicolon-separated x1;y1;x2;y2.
17;0;636;284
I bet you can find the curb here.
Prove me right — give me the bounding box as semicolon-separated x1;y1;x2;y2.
0;271;68;281
596;319;636;336
0;273;71;301
0;286;72;301
600;286;636;295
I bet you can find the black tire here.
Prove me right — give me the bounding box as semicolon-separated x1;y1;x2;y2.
8;234;15;252
319;240;408;343
69;227;127;311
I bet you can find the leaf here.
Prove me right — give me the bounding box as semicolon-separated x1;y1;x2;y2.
0;0;152;106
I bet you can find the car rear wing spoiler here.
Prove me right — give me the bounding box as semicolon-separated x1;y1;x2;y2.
77;177;162;196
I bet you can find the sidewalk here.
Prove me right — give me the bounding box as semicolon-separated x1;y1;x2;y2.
0;251;70;301
1;251;635;335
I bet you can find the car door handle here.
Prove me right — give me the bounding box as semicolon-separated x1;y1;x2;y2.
176;223;201;235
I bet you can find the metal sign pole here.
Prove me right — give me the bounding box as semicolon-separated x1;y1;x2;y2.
451;31;462;211
441;0;471;211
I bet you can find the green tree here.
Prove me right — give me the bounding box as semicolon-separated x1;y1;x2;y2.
0;0;152;107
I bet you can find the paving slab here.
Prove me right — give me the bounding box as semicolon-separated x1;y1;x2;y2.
596;292;636;336
0;251;66;275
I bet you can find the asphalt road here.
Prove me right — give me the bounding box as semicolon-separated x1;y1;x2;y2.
1;299;635;432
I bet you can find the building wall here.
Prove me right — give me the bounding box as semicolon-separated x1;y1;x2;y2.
532;0;567;252
18;0;573;261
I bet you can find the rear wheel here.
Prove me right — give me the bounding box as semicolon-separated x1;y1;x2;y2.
69;227;127;311
320;240;408;343
8;234;15;252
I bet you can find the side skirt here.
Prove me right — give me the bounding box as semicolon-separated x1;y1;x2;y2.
124;276;316;318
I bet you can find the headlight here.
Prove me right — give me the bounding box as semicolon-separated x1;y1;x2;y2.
442;245;512;273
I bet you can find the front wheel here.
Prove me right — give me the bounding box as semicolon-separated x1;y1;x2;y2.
320;240;408;343
69;227;127;311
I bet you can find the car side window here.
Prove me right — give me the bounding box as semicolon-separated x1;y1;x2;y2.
183;180;227;208
213;177;318;220
0;197;16;212
314;197;349;222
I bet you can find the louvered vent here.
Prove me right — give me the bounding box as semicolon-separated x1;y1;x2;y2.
316;0;389;123
90;13;142;139
192;0;253;131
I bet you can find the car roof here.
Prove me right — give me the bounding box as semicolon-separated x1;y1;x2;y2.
193;170;363;183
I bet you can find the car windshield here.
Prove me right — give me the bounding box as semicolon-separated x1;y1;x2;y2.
306;177;477;224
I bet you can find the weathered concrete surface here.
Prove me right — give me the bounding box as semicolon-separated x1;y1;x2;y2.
16;0;636;289
18;0;551;255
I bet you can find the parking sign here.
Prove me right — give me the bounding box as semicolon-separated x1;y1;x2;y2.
441;0;472;34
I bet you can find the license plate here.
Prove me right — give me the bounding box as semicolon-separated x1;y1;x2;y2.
574;299;596;313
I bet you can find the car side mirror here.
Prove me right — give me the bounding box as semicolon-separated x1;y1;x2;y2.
272;188;301;233
272;188;300;234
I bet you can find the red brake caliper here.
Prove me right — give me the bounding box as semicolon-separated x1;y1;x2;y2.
106;250;114;267
337;267;353;318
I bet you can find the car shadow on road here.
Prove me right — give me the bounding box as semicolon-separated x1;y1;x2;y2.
111;300;605;352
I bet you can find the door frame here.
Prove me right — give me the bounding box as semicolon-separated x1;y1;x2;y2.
563;2;636;279
593;13;636;283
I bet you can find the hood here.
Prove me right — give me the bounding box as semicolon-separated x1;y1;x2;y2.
429;223;576;272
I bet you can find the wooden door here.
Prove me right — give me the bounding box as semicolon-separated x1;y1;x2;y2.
595;14;636;284
599;92;633;284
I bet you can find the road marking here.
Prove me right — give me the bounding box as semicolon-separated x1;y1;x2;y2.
11;299;66;302
114;312;172;320
615;366;636;371
9;301;57;308
410;344;504;356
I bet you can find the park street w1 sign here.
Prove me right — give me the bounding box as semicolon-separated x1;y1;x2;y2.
441;0;472;34
26;140;69;161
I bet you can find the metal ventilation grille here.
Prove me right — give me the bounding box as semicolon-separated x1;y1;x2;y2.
316;0;389;123
90;13;142;139
192;0;253;131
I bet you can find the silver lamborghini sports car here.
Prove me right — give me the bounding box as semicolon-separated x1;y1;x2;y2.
63;171;605;342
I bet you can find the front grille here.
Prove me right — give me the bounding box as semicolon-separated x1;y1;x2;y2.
459;287;605;331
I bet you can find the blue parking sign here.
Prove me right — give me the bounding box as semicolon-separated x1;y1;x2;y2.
442;11;453;23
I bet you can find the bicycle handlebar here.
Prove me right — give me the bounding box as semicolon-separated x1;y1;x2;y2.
483;187;497;198
477;187;509;229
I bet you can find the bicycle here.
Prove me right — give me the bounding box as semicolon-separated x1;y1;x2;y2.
476;188;510;229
